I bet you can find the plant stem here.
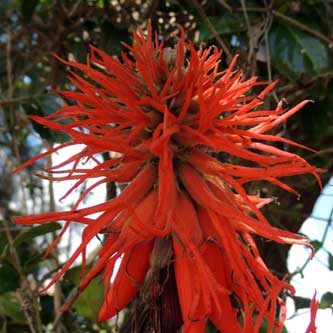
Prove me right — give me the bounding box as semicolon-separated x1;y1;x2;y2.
233;6;333;46
2;212;43;333
189;0;233;63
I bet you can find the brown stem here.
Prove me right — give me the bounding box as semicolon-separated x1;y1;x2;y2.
216;0;233;12
188;0;233;63
233;6;333;46
0;95;44;106
272;9;333;46
102;152;117;200
44;140;64;333
6;30;28;213
2;212;43;333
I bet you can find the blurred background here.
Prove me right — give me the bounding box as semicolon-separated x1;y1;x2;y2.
0;0;333;332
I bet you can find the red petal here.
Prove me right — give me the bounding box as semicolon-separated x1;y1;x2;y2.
98;240;153;321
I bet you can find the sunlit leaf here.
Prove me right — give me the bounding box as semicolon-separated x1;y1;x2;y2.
0;320;7;333
64;265;104;323
96;0;104;8
0;292;25;322
320;292;333;309
13;223;61;247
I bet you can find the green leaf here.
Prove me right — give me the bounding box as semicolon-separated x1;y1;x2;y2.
0;261;20;293
269;22;329;79
24;95;67;142
167;0;180;4
293;296;311;310
0;244;9;260
296;99;331;143
0;292;25;322
0;320;7;333
40;295;54;325
13;223;61;247
0;0;19;19
206;319;217;333
64;265;104;323
0;233;8;258
22;252;48;274
21;0;39;21
96;0;104;8
258;317;287;333
101;22;129;54
328;253;333;270
37;94;64;117
199;15;246;41
310;240;322;252
320;292;333;309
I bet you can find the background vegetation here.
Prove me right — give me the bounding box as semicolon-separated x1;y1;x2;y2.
0;0;332;332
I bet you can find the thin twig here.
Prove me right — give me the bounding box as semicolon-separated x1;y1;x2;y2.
270;206;333;223
273;10;333;46
6;30;28;212
324;0;333;39
290;201;333;278
188;0;233;63
240;0;250;31
241;0;256;75
44;140;64;333
277;71;333;95
68;0;83;18
233;7;333;46
216;0;233;12
37;262;64;288
1;212;43;333
0;94;43;106
263;3;279;104
6;32;14;101
305;147;333;160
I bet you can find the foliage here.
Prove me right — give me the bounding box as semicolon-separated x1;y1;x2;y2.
0;0;332;332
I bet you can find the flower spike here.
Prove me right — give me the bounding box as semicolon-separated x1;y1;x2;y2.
14;23;320;332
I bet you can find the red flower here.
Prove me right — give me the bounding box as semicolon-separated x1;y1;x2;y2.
305;292;319;333
14;24;321;332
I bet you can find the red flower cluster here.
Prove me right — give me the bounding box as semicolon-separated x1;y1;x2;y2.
15;25;320;332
